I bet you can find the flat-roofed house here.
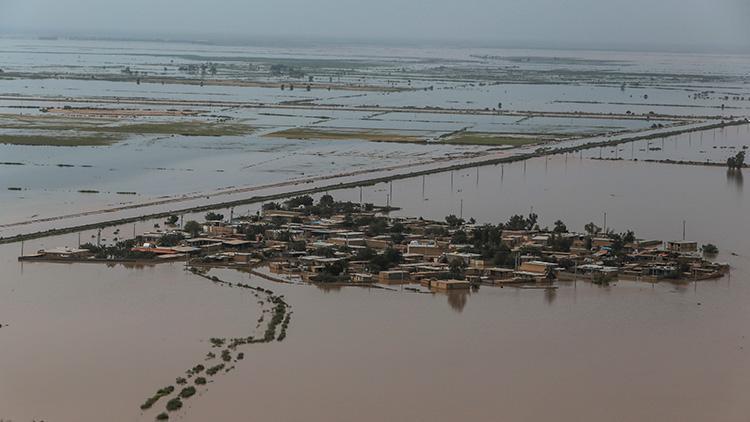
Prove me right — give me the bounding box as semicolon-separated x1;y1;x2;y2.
667;241;698;253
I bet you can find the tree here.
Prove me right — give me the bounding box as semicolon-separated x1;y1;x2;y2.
184;221;202;237
448;258;467;279
451;230;468;244
553;220;568;234
319;194;335;207
204;212;224;221
445;214;464;228
702;244;719;255
584;222;602;236
727;151;745;169
367;218;388;236
368;248;402;272
284;195;314;209
165;215;179;225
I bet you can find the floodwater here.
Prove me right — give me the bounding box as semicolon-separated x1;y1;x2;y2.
584;123;750;163
3;37;746;234
1;153;749;421
2;38;750;421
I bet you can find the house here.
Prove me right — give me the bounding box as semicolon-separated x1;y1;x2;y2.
39;247;92;259
378;270;410;284
667;241;698;253
407;240;444;257
430;279;471;291
514;261;557;281
351;273;374;283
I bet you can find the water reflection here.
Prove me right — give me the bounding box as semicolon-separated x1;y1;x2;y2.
727;169;744;193
544;287;557;305
446;290;469;313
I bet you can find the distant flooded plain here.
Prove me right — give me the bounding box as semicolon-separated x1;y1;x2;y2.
2;38;750;421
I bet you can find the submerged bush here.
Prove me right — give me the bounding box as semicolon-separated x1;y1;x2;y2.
166;398;183;412
180;386;196;399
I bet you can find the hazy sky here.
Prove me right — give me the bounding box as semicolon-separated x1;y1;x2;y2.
1;0;749;51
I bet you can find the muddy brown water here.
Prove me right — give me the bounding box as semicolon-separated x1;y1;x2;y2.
1;155;749;421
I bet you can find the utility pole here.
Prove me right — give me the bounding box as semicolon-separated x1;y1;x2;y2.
460;199;463;219
603;212;607;233
683;220;686;241
78;232;81;248
359;186;363;206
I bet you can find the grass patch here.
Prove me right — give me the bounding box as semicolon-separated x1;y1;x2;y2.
97;121;254;137
0;114;254;147
265;128;425;143
0;133;122;146
441;132;552;146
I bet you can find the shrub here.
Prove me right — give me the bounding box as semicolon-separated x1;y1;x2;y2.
703;244;719;255
179;386;196;399
166;398;182;412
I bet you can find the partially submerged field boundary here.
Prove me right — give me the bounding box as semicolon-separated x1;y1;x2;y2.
0;94;712;122
0;118;746;246
591;157;749;169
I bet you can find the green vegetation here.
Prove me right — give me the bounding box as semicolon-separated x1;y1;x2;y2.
205;212;224;221
195;377;207;385
140;385;175;410
0;114;254;147
265;128;425;143
179;386;196;399
442;131;550;146
81;240;156;260
156;412;169;420
98;121;254;137
727;151;746;169
703;244;719;255
165;398;183;412
184;220;202;237
206;364;225;376
0;133;122;146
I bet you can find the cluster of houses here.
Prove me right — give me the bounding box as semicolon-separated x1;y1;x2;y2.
22;205;728;288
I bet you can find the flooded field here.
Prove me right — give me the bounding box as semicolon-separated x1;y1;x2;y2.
584;123;750;163
4;38;747;236
1;37;750;422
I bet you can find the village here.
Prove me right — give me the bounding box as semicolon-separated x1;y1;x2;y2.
19;194;729;290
